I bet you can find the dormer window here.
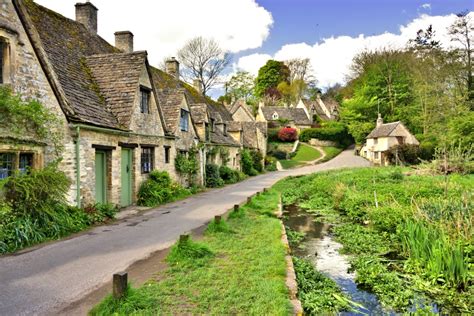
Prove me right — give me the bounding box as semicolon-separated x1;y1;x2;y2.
140;87;150;114
272;112;279;120
211;119;216;132
205;123;211;141
180;109;189;132
0;39;9;84
223;123;228;136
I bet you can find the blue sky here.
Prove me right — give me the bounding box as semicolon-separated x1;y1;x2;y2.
37;0;473;93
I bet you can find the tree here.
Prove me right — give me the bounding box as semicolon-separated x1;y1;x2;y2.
285;58;312;83
277;79;307;105
254;60;290;98
225;71;255;102
177;37;231;96
448;11;474;104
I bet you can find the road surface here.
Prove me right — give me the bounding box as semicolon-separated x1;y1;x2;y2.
0;148;369;315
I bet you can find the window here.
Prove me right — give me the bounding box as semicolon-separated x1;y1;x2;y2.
211;119;215;132
396;136;405;145
180;109;189;132
19;153;33;174
272;112;279;120
164;146;171;164
205;123;211;142
141;147;154;173
374;152;380;160
140;88;150;114
0;153;14;179
223;123;228;136
0;40;6;84
374;138;378;145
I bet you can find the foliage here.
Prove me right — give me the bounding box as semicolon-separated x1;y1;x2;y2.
240;149;258;176
205;218;231;234
254;60;290;98
174;151;199;185
0;86;64;155
419;141;474;175
277;127;298;142
218;165;241;184
166;236;214;267
320;146;343;162
299;121;352;146
385;144;431;165
264;156;278;171
137;171;190;207
177;37;231;95
250;150;264;173
205;164;224;188
267;128;280;142
91;191;290;315
293;257;351;314
224;71;255;101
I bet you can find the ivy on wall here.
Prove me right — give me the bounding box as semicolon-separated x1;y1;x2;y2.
0;86;64;155
175;147;199;185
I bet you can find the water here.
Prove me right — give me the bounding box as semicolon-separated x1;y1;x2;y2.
283;205;388;315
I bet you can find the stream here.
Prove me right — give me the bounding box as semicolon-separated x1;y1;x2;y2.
283;204;388;315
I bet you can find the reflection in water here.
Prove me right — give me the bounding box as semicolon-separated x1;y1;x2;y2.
283;205;389;315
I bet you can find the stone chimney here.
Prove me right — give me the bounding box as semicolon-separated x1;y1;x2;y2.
165;57;180;80
115;31;134;53
75;2;98;34
193;79;202;94
376;113;384;127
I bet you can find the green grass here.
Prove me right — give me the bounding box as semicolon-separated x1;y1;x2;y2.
280;144;322;169
320;146;344;162
273;167;473;313
90;191;291;315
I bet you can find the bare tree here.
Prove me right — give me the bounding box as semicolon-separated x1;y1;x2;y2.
285;58;312;83
177;37;231;96
449;11;474;102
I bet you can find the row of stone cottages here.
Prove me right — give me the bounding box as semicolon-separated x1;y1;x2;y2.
0;0;267;208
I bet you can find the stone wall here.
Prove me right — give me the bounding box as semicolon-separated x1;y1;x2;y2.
309;139;338;147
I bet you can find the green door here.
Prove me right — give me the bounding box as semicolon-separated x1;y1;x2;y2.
95;151;107;204
120;148;133;207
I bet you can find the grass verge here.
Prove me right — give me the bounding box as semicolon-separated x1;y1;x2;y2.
320;146;344;162
280;143;322;169
90;190;291;315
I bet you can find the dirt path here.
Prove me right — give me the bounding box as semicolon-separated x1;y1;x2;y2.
0;148;369;316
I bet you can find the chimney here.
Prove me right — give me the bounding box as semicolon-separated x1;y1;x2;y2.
376;113;384;127
193;79;202;94
75;2;98;34
165;57;180;79
115;31;134;53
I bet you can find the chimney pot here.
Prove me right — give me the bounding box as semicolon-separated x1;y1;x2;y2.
376;113;384;127
115;31;134;53
75;2;98;34
165;57;180;80
193;79;202;94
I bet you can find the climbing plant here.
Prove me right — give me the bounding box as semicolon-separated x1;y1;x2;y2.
0;86;64;155
175;147;199;185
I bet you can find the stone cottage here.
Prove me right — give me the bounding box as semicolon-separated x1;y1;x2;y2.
256;102;312;131
360;114;420;166
227;99;255;122
295;97;339;122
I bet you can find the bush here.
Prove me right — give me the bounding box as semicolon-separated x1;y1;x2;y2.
205;164;224;188
299;122;352;146
137;171;189;206
278;127;298;142
268;128;280;142
272;150;287;160
241;149;258;176
250;150;264;172
219;166;240;184
385;144;424;165
265;156;278;171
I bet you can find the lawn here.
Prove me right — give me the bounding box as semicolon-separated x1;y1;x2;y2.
279;143;321;169
273;167;473;314
90;191;291;315
320;146;343;162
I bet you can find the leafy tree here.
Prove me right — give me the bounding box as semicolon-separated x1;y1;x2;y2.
177;37;231;96
225;71;255;102
254;60;290;98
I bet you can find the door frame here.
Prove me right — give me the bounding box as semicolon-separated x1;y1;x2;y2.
95;150;107;204
120;148;133;207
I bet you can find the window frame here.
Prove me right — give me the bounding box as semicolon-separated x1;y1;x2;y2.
164;146;171;164
0;40;4;84
140;87;151;114
0;152;15;179
179;109;189;132
223;123;228;136
140;147;154;174
373;138;378;145
205;123;211;142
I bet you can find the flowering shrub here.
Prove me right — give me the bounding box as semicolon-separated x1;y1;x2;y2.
278;127;298;142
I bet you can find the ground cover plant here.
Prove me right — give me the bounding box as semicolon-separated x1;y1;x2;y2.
90;190;292;315
274;167;473;314
0;164;118;254
137;171;191;207
279;143;321;169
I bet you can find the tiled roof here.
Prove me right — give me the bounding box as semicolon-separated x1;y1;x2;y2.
155;89;186;132
210;127;240;147
302;99;331;121
189;104;208;124
261;107;311;125
19;0;123;129
86;52;147;127
227;121;243;132
228;99;254;120
367;122;401;138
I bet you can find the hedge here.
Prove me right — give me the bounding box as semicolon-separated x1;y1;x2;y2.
299;122;352;146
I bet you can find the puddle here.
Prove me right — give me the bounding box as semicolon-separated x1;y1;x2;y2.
283;204;387;315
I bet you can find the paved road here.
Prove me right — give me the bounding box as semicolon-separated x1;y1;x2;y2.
0;148;369;315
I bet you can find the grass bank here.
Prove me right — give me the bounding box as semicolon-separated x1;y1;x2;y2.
90;190;291;315
274;167;473;314
280;143;322;169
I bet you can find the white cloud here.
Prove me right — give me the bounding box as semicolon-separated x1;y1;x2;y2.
35;0;273;65
236;13;471;89
421;3;432;10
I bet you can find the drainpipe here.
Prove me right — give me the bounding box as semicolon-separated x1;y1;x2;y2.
75;126;81;208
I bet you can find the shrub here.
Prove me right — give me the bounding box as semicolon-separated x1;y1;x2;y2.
250;150;264;172
265;156;278;171
219;166;240;184
268;128;280;142
205;164;224;188
241;149;258;176
278;127;298;142
3;163;70;218
175;151;199;185
137;171;189;206
385;144;424;165
272;150;287;160
299;122;352;146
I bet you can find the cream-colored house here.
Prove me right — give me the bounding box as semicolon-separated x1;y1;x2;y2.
360;115;419;166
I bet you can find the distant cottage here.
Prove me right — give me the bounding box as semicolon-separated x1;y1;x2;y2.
360;114;419;166
0;0;266;207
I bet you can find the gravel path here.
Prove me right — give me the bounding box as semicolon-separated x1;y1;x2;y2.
0;148;369;316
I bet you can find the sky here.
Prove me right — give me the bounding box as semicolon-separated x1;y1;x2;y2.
36;0;473;96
